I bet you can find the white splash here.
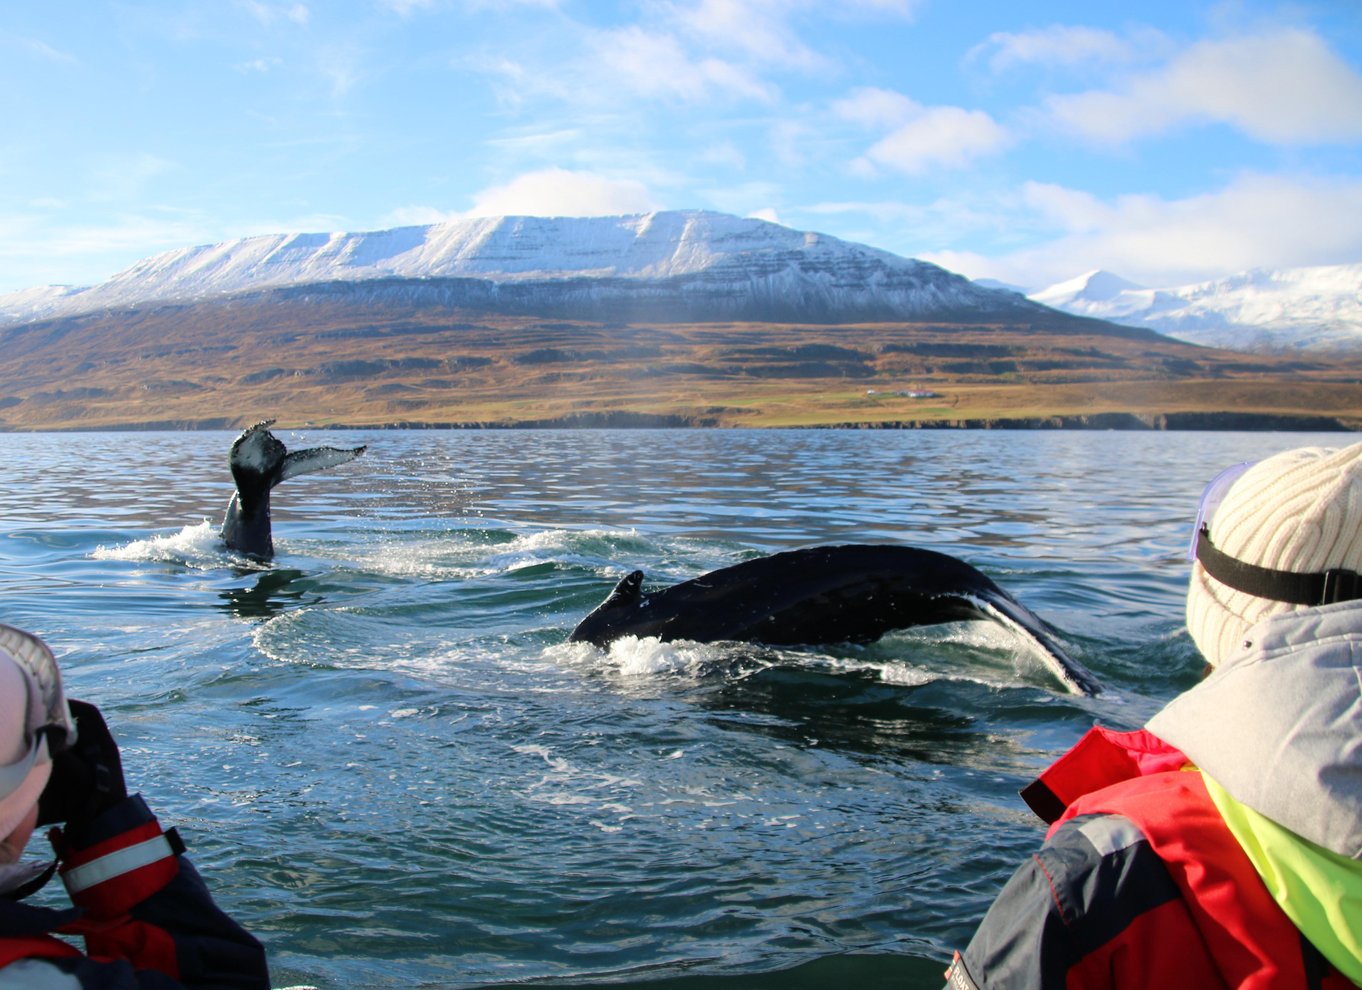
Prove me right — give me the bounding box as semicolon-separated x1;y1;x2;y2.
549;636;730;681
341;527;643;581
91;520;229;567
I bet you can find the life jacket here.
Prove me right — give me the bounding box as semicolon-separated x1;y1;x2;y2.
1023;725;1353;989
0;933;82;967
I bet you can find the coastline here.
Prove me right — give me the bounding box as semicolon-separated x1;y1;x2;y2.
3;410;1357;433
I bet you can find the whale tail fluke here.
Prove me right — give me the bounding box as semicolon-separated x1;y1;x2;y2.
229;420;367;489
221;420;368;559
971;588;1101;697
280;443;368;482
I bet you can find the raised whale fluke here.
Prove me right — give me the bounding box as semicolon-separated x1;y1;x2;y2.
569;544;1101;696
220;419;367;560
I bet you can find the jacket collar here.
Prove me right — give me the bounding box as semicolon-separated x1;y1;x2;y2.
1147;600;1362;858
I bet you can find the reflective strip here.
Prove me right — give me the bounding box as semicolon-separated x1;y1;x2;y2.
61;834;173;894
1075;814;1145;858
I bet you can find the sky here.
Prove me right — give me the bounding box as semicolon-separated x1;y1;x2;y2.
3;0;1362;296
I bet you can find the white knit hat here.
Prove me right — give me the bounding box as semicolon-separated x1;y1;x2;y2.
1187;442;1362;668
0;653;52;842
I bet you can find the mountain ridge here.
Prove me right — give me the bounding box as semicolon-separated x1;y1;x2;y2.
1029;264;1362;351
2;210;1358;432
1;210;1102;330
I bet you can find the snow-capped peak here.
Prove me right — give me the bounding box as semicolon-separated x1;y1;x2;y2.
0;210;1037;327
1031;270;1148;306
1030;263;1362;351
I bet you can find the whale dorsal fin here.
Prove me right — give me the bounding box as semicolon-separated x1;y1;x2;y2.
602;571;644;610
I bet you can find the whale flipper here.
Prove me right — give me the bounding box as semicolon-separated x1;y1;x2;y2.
569;544;1100;696
219;420;367;560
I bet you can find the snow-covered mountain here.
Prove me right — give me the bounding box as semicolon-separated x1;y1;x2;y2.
0;284;85;324
0;211;1061;327
1030;265;1362;352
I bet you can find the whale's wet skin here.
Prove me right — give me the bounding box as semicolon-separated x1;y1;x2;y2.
570;544;1102;696
0;428;1329;989
220;419;367;559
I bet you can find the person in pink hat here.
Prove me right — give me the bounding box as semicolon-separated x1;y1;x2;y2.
0;623;269;988
944;442;1362;989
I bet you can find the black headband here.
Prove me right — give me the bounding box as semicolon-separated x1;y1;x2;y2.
1194;525;1362;606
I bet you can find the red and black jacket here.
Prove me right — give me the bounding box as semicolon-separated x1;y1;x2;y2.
0;794;269;989
946;727;1352;990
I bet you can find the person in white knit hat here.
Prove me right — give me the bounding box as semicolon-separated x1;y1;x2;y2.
0;623;271;988
945;441;1362;990
1186;442;1362;670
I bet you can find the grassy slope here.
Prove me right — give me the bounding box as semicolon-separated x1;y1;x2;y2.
1;296;1360;431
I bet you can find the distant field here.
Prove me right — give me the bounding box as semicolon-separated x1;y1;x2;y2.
1;296;1360;431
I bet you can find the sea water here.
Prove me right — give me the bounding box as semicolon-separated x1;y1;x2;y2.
0;428;1344;988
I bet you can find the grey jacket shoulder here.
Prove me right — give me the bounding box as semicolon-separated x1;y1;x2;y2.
1147;599;1362;859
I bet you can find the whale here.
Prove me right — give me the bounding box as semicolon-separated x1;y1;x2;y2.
569;544;1101;696
220;420;367;560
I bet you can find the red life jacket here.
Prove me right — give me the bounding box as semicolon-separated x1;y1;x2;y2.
0;932;82;967
1025;726;1352;990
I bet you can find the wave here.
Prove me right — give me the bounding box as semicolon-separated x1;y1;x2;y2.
545;625;1065;695
90;521;258;569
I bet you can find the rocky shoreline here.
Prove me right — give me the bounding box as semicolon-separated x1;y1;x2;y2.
823;412;1359;431
10;410;1358;433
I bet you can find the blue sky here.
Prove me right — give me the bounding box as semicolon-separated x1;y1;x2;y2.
4;0;1362;295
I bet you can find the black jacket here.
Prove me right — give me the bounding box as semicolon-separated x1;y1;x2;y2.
0;795;268;989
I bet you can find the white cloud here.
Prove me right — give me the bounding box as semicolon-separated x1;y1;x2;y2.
657;0;919;75
832;86;918;128
234;56;282;74
0;210;212;290
378;0;436;15
13;36;78;64
578;1;924;110
1045;29;1362;145
314;44;363;98
850;0;919;14
240;1;310;26
969;25;1146;74
87;153;178;204
770;118;816;168
666;0;827;72
698;141;747;169
463;167;662;217
806;194;1024;261
381;205;458;227
700;179;783;218
462;0;562;9
1019;182;1110;234
588;25;777;103
859;104;1011;174
835;84;1010;176
913;248;992;281
948;173;1362;289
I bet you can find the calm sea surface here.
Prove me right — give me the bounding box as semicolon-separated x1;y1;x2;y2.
0;428;1348;989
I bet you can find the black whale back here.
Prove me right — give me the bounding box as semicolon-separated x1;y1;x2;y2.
569;544;1101;696
570;544;1006;647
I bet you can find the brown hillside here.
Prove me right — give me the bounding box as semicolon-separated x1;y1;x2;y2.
1;295;1360;431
